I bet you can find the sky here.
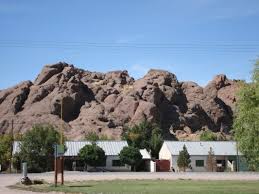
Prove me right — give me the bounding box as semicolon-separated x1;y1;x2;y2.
0;0;259;89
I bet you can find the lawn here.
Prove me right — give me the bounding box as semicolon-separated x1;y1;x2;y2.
10;179;259;194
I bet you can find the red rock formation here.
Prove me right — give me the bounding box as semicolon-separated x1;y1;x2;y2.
0;62;240;140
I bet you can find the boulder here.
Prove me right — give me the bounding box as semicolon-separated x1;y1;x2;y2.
34;62;68;85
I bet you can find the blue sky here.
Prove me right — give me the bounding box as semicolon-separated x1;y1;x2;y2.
0;0;259;89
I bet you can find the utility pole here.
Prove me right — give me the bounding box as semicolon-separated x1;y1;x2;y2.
60;97;64;185
54;96;65;186
9;119;14;173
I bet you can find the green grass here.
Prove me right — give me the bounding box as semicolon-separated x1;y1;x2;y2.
9;179;259;194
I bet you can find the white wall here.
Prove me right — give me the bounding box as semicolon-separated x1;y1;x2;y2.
171;155;208;172
105;155;131;171
159;144;208;172
158;144;237;172
85;155;131;171
159;146;227;172
159;143;173;169
87;155;131;171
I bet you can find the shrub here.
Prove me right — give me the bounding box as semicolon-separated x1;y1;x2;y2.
18;124;61;172
200;130;217;141
123;120;163;158
0;134;12;171
119;146;142;171
177;145;191;172
206;147;217;172
78;143;106;169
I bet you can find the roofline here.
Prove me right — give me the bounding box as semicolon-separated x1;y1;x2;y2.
65;140;128;142
163;140;237;143
171;154;241;156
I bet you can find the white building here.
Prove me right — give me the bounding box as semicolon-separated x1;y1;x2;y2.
65;140;130;171
159;141;240;172
13;140;151;172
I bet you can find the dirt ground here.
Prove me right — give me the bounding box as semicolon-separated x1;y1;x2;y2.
1;171;259;194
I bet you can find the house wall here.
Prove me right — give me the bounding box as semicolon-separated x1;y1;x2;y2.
65;155;131;172
158;142;241;172
105;155;131;171
171;155;238;172
171;155;208;172
159;143;173;169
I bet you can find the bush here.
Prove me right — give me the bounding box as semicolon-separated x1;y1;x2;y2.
177;145;191;172
233;60;259;171
0;134;12;171
200;130;217;141
206;147;217;172
12;153;21;171
85;131;111;142
78;143;106;169
123;120;163;158
18;124;61;172
85;131;99;142
119;146;142;171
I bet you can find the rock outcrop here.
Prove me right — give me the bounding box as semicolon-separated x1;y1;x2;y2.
0;62;240;140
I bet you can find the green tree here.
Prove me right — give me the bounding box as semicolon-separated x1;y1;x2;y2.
150;128;163;158
85;131;111;142
177;145;191;172
206;147;217;172
12;153;21;171
200;130;217;141
0;134;12;171
119;146;142;171
233;60;259;171
18;124;61;172
123;120;163;158
78;143;106;170
84;131;99;142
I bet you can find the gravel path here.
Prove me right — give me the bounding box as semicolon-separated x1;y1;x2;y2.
1;172;259;194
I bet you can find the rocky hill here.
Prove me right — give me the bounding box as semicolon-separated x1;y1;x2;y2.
0;62;240;140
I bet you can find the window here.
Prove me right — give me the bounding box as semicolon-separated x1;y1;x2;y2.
112;160;124;167
196;160;204;167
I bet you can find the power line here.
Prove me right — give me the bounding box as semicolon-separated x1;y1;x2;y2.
1;40;259;50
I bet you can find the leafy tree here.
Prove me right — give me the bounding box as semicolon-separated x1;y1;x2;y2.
18;124;61;172
123;120;152;149
150;128;163;158
85;131;111;142
85;131;99;142
177;145;191;172
119;146;142;171
233;60;259;171
12;153;21;171
0;134;12;171
98;134;111;140
200;130;217;141
206;147;217;172
123;120;163;158
78;143;106;170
